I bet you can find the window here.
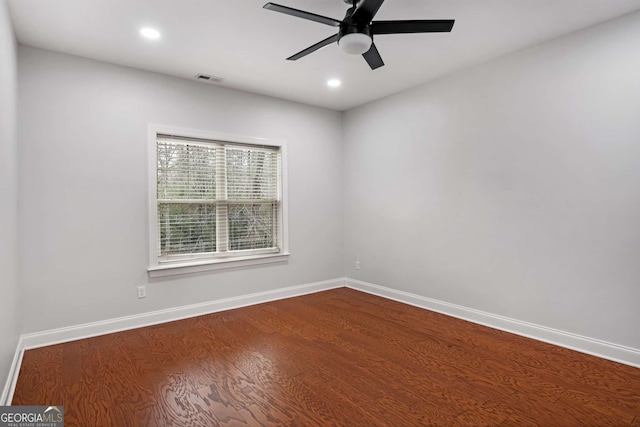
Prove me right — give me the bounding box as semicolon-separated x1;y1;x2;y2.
148;126;288;276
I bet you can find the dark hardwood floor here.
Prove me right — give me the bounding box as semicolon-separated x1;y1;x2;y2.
13;288;640;426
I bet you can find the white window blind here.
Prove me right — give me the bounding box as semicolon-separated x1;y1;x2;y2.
156;135;281;263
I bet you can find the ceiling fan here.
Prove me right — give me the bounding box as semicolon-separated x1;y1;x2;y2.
263;0;455;70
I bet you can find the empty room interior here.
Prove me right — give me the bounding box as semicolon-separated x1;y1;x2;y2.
1;0;640;425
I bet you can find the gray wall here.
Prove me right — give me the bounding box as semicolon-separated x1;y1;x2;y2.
18;46;344;333
343;11;640;349
0;0;20;394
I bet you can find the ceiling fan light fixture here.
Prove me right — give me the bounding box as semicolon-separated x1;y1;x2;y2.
338;33;372;55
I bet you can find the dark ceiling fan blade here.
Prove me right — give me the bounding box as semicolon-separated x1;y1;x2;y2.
264;3;341;27
352;0;386;23
287;34;339;61
362;43;384;70
371;20;455;34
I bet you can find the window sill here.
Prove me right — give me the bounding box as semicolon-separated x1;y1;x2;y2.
148;253;290;278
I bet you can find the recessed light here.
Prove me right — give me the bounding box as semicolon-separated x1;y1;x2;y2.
327;79;341;88
140;28;161;40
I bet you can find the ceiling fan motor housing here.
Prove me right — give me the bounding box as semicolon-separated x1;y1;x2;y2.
338;5;372;41
338;21;371;41
338;6;373;54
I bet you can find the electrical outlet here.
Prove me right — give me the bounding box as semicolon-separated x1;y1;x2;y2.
355;261;361;270
137;286;146;299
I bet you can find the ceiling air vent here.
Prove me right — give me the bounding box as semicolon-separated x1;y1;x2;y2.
195;74;225;84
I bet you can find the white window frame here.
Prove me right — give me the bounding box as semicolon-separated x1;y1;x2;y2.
147;125;289;277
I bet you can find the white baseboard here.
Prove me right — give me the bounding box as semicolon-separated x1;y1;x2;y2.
1;336;24;406
21;278;345;351
346;278;640;369
5;276;637;403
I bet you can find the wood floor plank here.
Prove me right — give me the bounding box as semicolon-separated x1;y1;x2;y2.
13;288;640;426
14;345;64;404
205;315;384;426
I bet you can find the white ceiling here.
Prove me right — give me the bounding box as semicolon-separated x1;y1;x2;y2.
8;0;640;111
